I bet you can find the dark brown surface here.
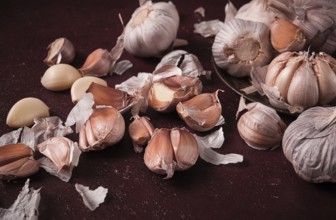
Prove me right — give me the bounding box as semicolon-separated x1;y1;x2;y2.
1;0;336;219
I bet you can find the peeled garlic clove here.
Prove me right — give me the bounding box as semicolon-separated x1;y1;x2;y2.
71;76;107;103
79;107;125;152
44;37;75;66
124;1;179;57
270;18;306;53
128;115;155;153
176;90;224;132
6;97;50;128
148;75;203;112
212;18;273;77
144;128;175;178
237;101;287;150
41;63;81;91
79;48;113;77
170;128;199;171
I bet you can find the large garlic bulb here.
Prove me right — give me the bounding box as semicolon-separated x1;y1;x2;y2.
283;106;336;183
268;0;336;54
124;1;179;57
265;51;336;110
212;18;273;77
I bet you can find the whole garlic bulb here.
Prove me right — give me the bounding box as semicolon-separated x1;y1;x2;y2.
212;18;273;77
265;51;336;110
124;1;179;57
237;100;287;150
283;106;336;183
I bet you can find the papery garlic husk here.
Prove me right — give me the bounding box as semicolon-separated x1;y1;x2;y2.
268;0;336;54
128;115;155;153
144;127;199;178
264;51;336;110
212;18;273;77
270;18;306;53
37;136;80;172
124;1;179;57
79;107;125;152
86;82;134;112
283;106;336;183
0;144;40;180
176;90;224;132
44;37;75;66
79;48;114;77
237;99;287;150
148;75;203;112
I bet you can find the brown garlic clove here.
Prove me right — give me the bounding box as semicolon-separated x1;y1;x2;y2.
148;75;203;112
0;144;39;180
79;48;114;77
176;90;223;132
79;107;125;152
270;18;306;53
44;37;75;66
128;115;155;153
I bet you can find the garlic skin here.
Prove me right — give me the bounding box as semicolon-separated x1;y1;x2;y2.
237;100;287;150
176;90;224;132
44;37;75;66
234;0;274;26
212;18;273;77
283;106;336;183
79;107;125;152
144;127;199;178
264;51;336;110
128;115;155;153
148;75;203;112
124;1;179;57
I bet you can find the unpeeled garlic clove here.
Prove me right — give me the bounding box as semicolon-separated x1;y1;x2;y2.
71;76;107;103
44;37;75;66
79;48;114;77
148;75;203;112
128;115;155;153
0;144;40;180
79;107;125;152
176;90;224;132
6;97;50;128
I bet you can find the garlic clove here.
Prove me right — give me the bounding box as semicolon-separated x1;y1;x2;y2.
0;157;40;180
6;97;50;128
170;128;199;171
79;107;125;152
148;75;203;112
41;63;81;91
44;37;75;66
176;90;223;132
79;48;114;77
128;115;155;153
71;76;107;103
144;128;175;178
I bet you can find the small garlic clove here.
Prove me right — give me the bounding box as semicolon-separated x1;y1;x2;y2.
144;128;175;178
0;157;40;180
71;76;107;103
0;143;33;166
148;75;203;112
176;90;223;132
170;128;199;171
79;48;114;77
41;63;81;91
44;37;75;66
128;115;155;153
6;97;50;128
79;107;125;152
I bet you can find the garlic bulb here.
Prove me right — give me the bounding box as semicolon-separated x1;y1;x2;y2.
268;0;336;54
237;98;287;150
129;115;155;153
79;107;125;152
176;90;224;132
264;51;336;110
44;37;75;66
124;1;179;57
148;75;202;112
212;18;273;77
283;106;336;183
144;127;199;178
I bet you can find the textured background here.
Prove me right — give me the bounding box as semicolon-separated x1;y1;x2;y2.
0;0;336;219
